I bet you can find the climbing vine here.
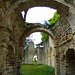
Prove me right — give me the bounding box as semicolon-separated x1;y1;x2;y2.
41;33;49;43
33;57;37;62
44;11;60;29
41;11;60;43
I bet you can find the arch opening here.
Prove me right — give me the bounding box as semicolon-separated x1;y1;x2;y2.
21;6;57;24
22;31;55;66
66;49;75;75
33;55;38;64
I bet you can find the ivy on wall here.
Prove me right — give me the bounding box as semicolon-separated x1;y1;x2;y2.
44;11;60;29
41;11;60;43
41;33;49;43
24;11;60;43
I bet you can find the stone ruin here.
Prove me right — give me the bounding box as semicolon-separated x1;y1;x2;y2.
0;0;75;75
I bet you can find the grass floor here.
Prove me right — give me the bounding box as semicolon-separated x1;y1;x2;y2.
22;64;55;75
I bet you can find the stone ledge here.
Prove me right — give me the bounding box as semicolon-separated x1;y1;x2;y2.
59;36;73;47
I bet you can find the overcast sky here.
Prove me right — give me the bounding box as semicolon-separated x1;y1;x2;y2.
22;7;56;45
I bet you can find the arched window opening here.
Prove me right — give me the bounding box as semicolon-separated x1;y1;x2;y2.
21;6;57;74
22;31;55;74
33;55;38;64
66;49;75;75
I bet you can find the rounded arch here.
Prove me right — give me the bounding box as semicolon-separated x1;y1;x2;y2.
66;48;75;61
65;48;75;75
5;0;69;21
64;45;75;55
33;55;38;61
20;25;56;46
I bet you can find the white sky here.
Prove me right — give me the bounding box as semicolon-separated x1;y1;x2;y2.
26;7;56;24
28;32;42;44
22;7;56;44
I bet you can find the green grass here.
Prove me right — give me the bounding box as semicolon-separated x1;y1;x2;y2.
33;62;37;65
22;64;55;75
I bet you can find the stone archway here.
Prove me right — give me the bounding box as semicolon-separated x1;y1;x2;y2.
21;25;56;65
20;24;55;45
1;0;75;75
33;55;38;63
66;49;75;75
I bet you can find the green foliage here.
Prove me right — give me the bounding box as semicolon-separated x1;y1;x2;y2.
22;64;55;75
33;57;37;62
22;58;24;62
41;33;48;43
44;11;60;29
41;11;60;43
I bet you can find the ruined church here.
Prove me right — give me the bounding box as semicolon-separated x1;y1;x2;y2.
0;0;75;75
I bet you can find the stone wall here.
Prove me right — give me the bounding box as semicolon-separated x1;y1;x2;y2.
0;0;75;75
42;36;55;67
24;41;44;65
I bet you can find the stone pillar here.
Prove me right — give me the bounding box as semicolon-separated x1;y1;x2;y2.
24;53;28;64
37;47;43;64
68;9;75;45
16;45;24;75
54;43;60;75
41;50;43;64
44;40;48;65
27;42;34;64
0;28;10;75
24;47;28;64
16;62;21;75
43;48;46;65
5;45;16;75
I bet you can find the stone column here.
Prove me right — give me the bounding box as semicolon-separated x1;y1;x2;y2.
24;47;28;64
44;40;48;65
24;53;28;64
54;43;60;75
27;42;34;64
0;27;10;75
16;45;24;75
37;47;43;64
68;9;75;45
0;28;17;75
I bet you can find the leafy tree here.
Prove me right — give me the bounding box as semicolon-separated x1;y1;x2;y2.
33;57;37;62
41;11;60;43
45;11;60;29
41;33;48;43
22;58;24;62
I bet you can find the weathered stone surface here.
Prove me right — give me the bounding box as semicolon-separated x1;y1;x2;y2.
0;0;75;75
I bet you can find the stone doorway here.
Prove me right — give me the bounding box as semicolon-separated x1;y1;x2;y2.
66;49;75;75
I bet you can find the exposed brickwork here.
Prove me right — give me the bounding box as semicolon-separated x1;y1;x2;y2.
0;0;75;75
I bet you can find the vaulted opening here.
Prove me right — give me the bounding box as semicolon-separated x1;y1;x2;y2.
66;49;75;75
22;31;55;75
1;0;74;75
